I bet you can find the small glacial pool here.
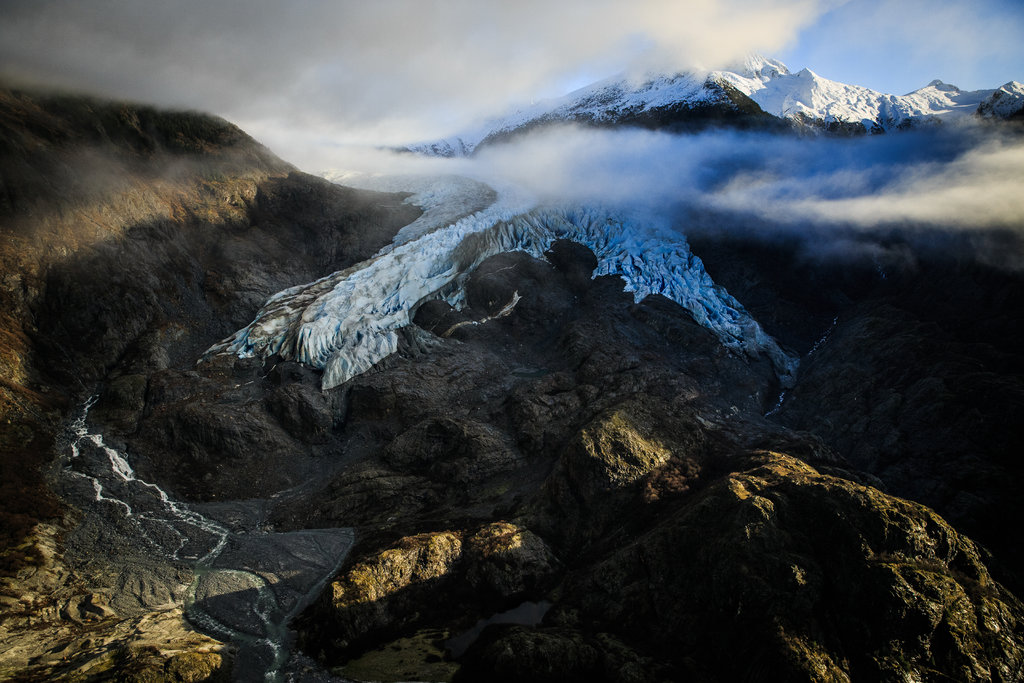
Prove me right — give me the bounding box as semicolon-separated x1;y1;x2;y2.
445;600;553;658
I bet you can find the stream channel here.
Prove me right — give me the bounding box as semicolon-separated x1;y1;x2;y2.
58;397;354;681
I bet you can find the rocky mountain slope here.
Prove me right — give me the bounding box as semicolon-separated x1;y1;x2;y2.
0;85;419;680
284;237;1024;682
1;86;1023;683
408;55;1024;154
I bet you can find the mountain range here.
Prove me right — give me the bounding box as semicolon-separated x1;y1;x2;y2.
1;53;1023;683
408;55;1024;156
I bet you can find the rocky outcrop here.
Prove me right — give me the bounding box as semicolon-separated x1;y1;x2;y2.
301;522;559;661
778;302;1024;589
690;230;1024;594
0;524;230;682
1;605;230;682
537;398;709;552
519;452;1024;682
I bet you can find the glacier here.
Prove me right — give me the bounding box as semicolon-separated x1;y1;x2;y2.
204;181;798;391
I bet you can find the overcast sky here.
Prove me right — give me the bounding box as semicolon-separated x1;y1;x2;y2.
1;0;1022;167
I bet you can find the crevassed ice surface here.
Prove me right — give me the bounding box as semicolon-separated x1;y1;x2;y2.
205;190;798;390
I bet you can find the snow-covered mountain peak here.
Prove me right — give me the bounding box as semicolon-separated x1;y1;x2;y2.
718;63;1003;132
407;59;1022;157
731;54;789;81
978;81;1024;119
405;68;736;157
921;79;961;94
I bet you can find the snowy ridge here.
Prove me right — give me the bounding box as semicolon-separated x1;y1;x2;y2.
978;81;1024;119
406;70;724;156
205;192;797;390
717;59;995;131
408;55;1020;154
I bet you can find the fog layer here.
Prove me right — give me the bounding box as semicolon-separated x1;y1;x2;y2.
329;123;1024;239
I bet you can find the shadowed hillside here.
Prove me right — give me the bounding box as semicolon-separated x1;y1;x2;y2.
0;86;420;679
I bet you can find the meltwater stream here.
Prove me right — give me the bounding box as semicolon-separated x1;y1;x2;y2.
765;316;839;417
61;397;354;681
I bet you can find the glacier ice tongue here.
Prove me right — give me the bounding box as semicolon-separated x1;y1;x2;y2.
204;199;798;390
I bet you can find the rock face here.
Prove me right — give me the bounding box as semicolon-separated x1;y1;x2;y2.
528;453;1024;682
692;231;1024;591
686;234;1024;595
301;522;559;658
776;300;1024;592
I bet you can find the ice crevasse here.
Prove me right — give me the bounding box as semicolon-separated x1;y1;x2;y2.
203;200;798;390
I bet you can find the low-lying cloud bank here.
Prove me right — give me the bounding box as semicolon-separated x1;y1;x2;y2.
330;122;1024;227
480;124;1024;230
323;121;1024;269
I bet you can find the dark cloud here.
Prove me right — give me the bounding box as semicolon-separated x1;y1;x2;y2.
0;0;823;149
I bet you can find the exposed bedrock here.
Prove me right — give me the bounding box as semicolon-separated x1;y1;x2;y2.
460;453;1024;683
689;231;1024;597
275;243;1024;683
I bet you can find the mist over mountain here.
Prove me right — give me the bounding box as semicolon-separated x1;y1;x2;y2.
404;55;1024;158
1;42;1024;683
